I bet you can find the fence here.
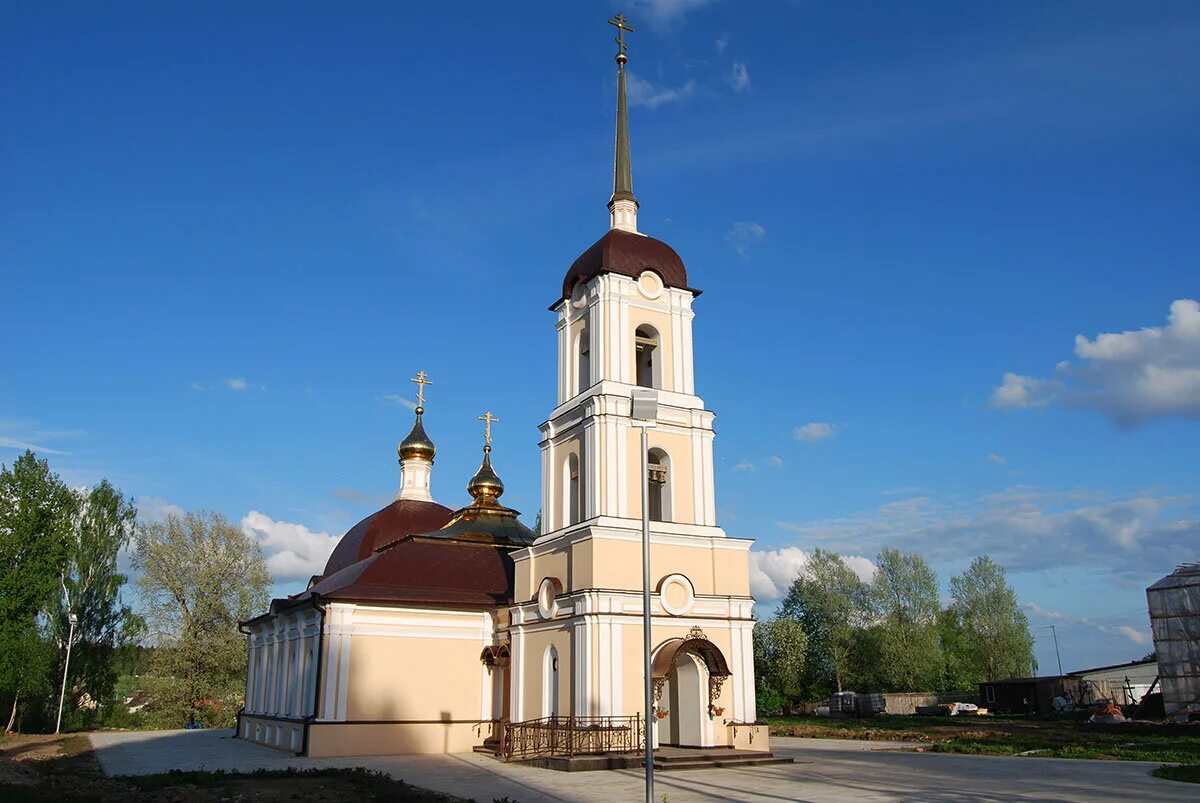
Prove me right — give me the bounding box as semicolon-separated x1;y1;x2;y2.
501;714;644;761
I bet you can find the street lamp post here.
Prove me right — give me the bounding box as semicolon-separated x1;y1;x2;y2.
630;388;658;803
55;612;78;735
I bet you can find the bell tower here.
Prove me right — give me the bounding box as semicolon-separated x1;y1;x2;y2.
538;28;716;535
504;17;757;735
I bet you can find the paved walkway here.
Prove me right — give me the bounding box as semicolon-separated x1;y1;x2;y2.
88;730;1193;802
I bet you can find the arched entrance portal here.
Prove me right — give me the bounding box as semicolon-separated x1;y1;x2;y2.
651;627;732;748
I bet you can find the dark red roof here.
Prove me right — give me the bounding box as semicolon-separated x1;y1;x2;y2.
302;537;516;609
560;228;693;301
322;498;453;577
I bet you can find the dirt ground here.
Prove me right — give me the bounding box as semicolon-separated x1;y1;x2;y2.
0;732;464;802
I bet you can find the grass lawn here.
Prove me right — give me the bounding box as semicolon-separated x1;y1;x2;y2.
0;732;465;802
766;714;1200;765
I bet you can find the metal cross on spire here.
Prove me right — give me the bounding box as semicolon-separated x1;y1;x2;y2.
609;13;634;60
409;370;432;409
478;411;500;448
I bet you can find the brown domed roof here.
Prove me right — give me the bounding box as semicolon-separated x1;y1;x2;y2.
300;538;516;610
322;498;453;577
560;228;696;302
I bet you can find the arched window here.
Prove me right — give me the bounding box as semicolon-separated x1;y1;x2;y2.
566;452;581;526
647;447;671;522
635;326;661;389
543;645;560;717
576;329;591;396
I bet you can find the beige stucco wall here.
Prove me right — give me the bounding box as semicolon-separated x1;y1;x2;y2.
346;632;483;721
517;536;750;599
520;627;572;718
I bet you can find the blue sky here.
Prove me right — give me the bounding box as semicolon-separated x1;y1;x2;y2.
3;1;1198;674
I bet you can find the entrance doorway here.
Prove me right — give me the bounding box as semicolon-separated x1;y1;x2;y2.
658;653;707;747
650;628;732;749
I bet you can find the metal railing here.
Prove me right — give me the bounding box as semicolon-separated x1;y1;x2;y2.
501;714;644;761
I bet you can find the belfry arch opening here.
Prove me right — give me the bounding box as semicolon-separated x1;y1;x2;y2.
576;328;590;396
564;452;582;526
543;644;560;717
647;447;671;522
635;325;661;389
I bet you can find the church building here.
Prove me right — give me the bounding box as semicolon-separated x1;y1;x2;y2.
238;19;766;759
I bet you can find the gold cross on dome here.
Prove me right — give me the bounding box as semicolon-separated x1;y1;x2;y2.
409;370;431;408
478;411;500;446
609;13;634;56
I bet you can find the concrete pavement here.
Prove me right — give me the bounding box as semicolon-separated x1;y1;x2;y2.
88;730;1194;802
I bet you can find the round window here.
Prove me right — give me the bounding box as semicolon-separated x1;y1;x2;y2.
537;577;561;619
637;270;663;299
658;573;695;616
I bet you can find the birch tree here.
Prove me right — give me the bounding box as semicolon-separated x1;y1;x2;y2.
0;451;75;732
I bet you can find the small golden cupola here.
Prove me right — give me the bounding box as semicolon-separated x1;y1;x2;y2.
396;370;438;502
466;411;505;505
426;410;535;546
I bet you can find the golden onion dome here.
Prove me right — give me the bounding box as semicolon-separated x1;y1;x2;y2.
398;407;436;461
466;446;505;504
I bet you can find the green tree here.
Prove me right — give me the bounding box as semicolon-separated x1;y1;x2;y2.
753;616;809;712
780;549;871;696
134;511;271;728
948;556;1035;683
870;548;942;691
0;451;76;732
45;480;144;728
937;606;978;692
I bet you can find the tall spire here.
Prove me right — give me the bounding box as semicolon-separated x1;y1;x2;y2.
608;14;639;233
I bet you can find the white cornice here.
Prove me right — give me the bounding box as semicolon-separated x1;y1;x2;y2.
516;517;750;558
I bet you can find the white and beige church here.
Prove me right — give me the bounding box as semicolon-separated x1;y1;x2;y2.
238;20;766;760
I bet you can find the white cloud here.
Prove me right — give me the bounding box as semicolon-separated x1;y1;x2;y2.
768;455;784;468
381;394;418;411
627;72;697;109
191;377;264;393
241;511;342;582
991;372;1062;409
725;221;765;256
988;452;1008;464
0;417;82;456
774;485;1199;578
794;422;837;443
730;62;750;92
733;459;756;472
991;299;1200;425
715;34;728;55
631;0;717;27
1117;625;1151;645
750;547;876;601
136;495;186;524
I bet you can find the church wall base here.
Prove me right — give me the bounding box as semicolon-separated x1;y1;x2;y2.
238;715;488;756
238;715;307;754
305;721;485;757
